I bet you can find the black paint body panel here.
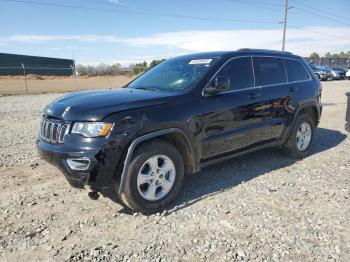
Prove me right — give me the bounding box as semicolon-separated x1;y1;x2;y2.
37;50;322;190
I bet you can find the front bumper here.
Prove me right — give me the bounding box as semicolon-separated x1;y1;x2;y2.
332;73;345;79
37;140;97;188
319;73;333;80
37;133;126;190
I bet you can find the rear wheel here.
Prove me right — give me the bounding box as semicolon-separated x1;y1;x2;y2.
283;114;315;159
115;139;184;214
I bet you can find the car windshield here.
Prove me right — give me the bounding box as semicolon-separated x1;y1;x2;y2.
128;57;219;91
310;64;317;70
318;66;331;70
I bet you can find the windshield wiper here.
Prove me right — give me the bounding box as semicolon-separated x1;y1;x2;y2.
134;87;158;91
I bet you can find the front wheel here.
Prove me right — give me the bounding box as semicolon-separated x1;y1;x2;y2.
115;139;184;214
282;114;315;159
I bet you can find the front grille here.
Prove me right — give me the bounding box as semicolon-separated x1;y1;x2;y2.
40;119;69;144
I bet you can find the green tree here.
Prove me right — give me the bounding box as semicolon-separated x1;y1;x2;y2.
339;51;346;58
309;52;320;59
133;61;148;74
325;52;332;58
149;59;165;68
331;53;339;59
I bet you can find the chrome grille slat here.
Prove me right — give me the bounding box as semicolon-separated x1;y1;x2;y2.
40;119;69;144
46;122;52;141
44;121;48;139
51;123;58;143
40;121;44;137
59;124;69;143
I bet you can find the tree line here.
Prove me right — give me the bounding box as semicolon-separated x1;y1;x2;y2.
309;51;350;60
76;51;350;76
76;59;165;76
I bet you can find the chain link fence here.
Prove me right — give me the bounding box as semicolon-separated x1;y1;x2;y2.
304;57;350;67
1;57;349;95
0;65;148;95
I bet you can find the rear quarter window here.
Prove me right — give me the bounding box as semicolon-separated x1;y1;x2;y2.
253;57;287;86
284;59;310;82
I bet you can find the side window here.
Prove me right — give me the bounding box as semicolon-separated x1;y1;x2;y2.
217;57;254;90
283;59;310;82
253;57;287;86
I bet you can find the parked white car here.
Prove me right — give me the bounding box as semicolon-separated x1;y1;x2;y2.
346;69;350;80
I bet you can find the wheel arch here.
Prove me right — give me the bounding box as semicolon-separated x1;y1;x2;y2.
283;102;321;143
299;105;319;126
118;128;196;194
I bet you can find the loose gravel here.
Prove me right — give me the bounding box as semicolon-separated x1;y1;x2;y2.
0;82;349;261
0;93;61;167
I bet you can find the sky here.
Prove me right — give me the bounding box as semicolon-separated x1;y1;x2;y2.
0;0;349;66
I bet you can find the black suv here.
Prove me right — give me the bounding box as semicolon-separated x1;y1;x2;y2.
37;49;322;213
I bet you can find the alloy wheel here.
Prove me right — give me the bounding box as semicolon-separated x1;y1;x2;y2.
136;155;176;201
296;122;312;151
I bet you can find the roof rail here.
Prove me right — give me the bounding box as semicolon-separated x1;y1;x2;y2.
237;48;293;54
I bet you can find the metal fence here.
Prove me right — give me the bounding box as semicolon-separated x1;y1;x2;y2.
304;57;350;67
0;66;148;95
1;58;349;96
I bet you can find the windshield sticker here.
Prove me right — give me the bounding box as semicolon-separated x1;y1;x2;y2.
189;59;213;65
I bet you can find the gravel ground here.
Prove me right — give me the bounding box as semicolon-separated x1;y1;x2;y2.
0;81;349;261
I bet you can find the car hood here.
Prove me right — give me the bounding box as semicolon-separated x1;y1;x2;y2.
44;88;176;121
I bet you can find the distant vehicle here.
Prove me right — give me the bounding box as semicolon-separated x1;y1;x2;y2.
331;67;346;80
38;49;323;213
346;69;350;80
309;64;333;81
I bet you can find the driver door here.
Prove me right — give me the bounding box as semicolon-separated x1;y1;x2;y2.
199;56;268;159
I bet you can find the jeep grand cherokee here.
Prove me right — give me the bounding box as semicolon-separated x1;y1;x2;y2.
37;49;322;213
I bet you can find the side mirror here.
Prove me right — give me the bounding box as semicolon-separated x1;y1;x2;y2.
204;76;230;95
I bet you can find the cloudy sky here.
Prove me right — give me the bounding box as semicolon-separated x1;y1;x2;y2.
0;0;349;65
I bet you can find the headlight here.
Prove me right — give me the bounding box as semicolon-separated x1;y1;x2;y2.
71;122;113;137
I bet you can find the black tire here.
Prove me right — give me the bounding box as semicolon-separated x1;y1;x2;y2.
115;139;184;214
283;113;315;159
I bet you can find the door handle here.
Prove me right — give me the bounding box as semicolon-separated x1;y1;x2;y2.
248;93;261;99
288;86;298;92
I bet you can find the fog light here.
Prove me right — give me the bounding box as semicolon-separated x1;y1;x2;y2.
67;158;90;170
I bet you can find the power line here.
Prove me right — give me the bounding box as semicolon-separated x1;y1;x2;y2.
290;6;350;26
84;0;279;24
229;0;281;7
3;0;349;46
1;0;280;26
288;24;350;41
280;0;349;51
227;0;281;12
290;0;350;23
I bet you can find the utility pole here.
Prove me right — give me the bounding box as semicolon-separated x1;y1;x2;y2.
282;0;289;51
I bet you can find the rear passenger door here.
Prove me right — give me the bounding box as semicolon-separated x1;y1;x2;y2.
282;58;312;106
251;56;291;141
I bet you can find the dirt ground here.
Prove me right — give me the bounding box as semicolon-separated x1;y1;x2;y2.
0;75;134;95
0;81;349;261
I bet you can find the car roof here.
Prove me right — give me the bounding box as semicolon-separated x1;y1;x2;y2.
174;49;299;60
